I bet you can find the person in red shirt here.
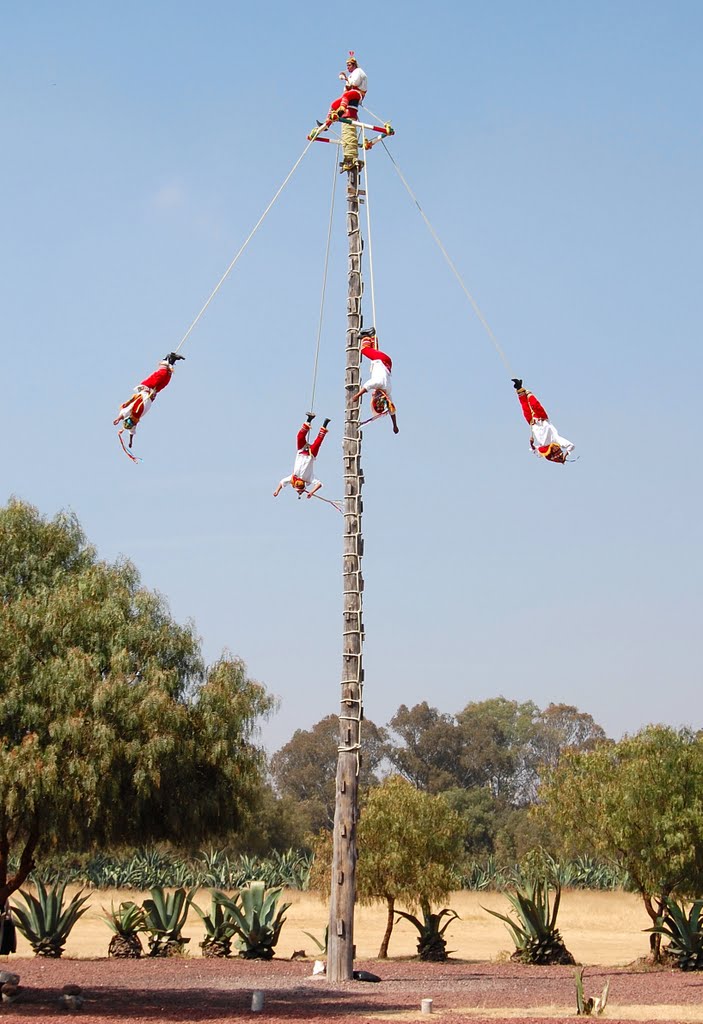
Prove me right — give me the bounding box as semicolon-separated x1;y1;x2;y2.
512;378;574;463
113;352;185;449
351;327;399;434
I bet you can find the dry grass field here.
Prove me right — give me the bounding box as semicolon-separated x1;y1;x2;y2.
6;888;702;1024
12;885;652;964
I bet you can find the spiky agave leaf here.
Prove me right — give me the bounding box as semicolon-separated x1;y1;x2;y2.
395;907;460;962
142;886;197;957
12;880;91;958
483;879;574;965
217;882;291;959
648;898;703;970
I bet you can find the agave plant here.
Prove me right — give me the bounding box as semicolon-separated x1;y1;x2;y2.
575;966;610;1015
484;878;575;965
102;900;147;959
12;880;91;958
142;886;197;957
217;882;291;959
648;898;703;970
193;892;238;958
302;924;328;955
395;903;459;962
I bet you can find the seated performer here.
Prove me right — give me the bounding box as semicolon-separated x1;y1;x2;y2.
114;352;184;443
338;51;368;98
310;85;364;172
512;378;574;464
273;413;331;499
351;327;399;434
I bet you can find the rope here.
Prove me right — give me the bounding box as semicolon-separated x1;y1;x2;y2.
381;142;513;375
360;103;388;126
174;139;314;354
361;126;378;332
118;433;142;463
311;493;343;513
309;149;338;412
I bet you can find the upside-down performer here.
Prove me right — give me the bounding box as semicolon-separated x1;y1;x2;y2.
113;352;185;460
512;378;574;464
273;413;331;499
351;327;399;434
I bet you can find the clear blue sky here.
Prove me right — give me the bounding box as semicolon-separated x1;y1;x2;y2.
5;1;702;753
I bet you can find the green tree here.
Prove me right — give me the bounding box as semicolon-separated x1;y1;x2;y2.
533;703;608;774
0;499;274;905
455;697;541;803
358;776;463;957
386;702;461;792
537;725;703;958
269;714;387;832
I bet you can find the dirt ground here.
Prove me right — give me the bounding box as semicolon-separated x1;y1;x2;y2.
3;889;699;1023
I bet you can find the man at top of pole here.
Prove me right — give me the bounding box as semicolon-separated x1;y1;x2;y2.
311;51;368;172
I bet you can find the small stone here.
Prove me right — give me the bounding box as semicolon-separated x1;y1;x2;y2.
2;984;21;1004
0;971;20;986
58;992;84;1011
62;984;83;996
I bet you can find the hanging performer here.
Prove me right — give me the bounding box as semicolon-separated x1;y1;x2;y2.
512;379;574;464
351;327;399;434
273;413;331;499
113;352;185;458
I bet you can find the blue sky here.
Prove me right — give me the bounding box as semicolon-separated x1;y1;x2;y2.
5;1;702;753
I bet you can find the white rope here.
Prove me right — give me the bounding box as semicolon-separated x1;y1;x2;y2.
309;149;338;412
174;139;314;354
381;142;513;375
360;103;388;126
361;127;378;333
311;493;343;513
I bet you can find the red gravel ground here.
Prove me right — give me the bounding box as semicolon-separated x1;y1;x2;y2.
3;956;703;1023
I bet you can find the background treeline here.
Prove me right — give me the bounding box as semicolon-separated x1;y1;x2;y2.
264;698;609;860
20;697;626;891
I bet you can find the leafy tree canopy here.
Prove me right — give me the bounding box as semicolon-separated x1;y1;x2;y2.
537;724;703;949
269;714;387;832
0;499;274;903
311;775;464;957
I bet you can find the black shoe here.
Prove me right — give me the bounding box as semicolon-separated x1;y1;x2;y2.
316;120;323;127
322;418;331;428
512;378;523;390
306;412;315;423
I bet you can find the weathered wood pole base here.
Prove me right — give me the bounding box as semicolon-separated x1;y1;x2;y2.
327;162;364;983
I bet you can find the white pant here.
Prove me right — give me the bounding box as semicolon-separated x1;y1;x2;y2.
362;363;392;397
532;419;574;453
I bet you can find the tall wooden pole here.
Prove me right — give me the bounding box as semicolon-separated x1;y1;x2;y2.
327;162;364;983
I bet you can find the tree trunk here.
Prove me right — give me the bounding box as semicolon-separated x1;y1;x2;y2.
643;892;664;961
378;895;395;959
0;828;38;906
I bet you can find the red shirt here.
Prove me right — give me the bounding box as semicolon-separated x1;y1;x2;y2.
140;366;172;394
